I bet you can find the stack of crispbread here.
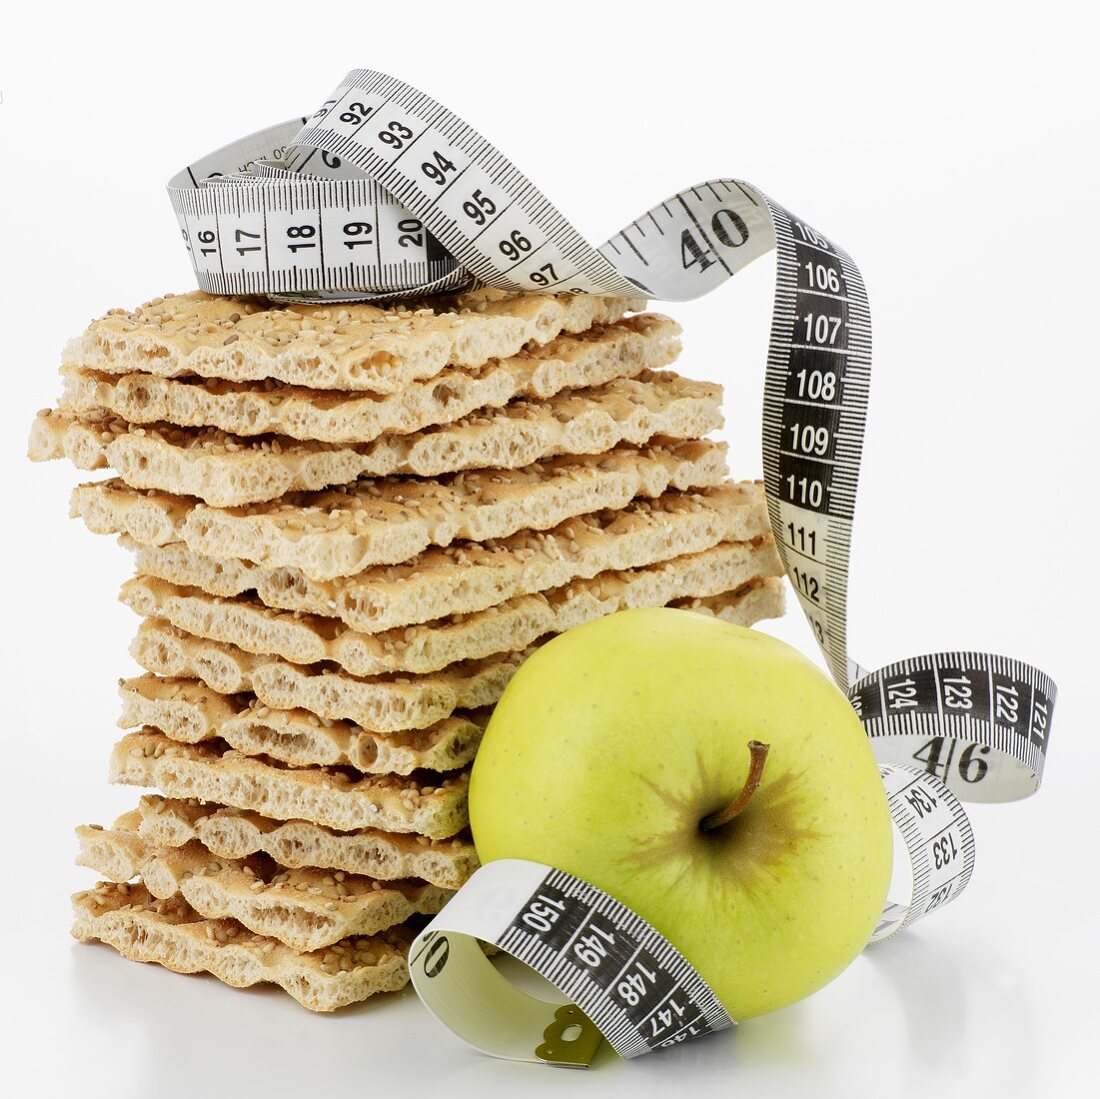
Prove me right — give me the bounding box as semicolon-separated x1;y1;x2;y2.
29;287;784;1011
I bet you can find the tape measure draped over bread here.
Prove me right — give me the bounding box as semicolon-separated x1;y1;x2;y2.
169;69;1058;1061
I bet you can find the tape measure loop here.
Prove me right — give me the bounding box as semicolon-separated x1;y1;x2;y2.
408;859;735;1065
851;651;1055;802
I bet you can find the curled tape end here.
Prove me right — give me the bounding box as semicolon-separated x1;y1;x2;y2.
535;1004;603;1068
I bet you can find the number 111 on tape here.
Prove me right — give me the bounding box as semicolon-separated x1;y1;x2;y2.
777;500;833;646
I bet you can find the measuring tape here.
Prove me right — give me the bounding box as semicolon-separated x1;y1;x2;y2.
408;859;734;1065
168;69;1058;1064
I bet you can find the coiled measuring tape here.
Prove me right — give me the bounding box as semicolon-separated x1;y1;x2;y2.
169;70;1058;1064
403;653;1050;1065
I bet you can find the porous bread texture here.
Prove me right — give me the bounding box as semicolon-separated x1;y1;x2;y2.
670;577;785;623
58;314;681;442
129;620;526;731
119;675;486;774
70;439;730;580
71;881;411;1011
66;289;647;392
135;795;478;888
76;816;451;951
30;370;723;506
127;482;770;633
117;675;238;743
110;730;470;837
128;579;782;732
119;538;784;675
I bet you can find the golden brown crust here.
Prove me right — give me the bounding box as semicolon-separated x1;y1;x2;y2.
118;675;485;774
70;440;730;580
119;539;783;675
134;795;478;888
77;818;451;952
58;314;680;442
128;620;526;731
126;483;770;633
109;730;470;837
31;371;721;506
68;289;647;391
71;881;413;1011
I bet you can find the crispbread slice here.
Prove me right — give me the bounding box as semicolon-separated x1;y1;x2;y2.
71;882;411;1011
70;439;729;580
76;818;451;951
110;730;469;837
128;579;781;731
31;371;723;506
128;483;770;633
119;675;486;774
135;796;478;888
67;288;646;392
130;620;526;730
670;577;786;623
117;676;238;743
58;314;681;442
120;538;783;675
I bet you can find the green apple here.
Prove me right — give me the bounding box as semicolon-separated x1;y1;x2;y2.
468;607;892;1019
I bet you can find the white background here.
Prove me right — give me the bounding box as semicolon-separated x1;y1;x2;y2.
1;2;1095;1095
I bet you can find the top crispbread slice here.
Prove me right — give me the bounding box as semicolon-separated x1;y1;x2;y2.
70;440;729;580
134;795;479;888
57;314;681;443
127;483;770;634
31;370;723;506
65;289;646;392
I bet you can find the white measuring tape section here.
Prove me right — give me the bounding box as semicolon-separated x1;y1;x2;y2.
856;652;1054;941
168;70;1059;1063
407;859;735;1065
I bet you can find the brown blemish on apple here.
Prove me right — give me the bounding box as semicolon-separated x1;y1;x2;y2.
619;748;825;897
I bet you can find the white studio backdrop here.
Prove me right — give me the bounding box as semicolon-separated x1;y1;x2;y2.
0;3;1095;1096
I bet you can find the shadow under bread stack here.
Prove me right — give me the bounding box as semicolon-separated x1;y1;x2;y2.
28;287;785;1011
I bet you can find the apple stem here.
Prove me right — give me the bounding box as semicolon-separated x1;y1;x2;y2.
700;740;771;831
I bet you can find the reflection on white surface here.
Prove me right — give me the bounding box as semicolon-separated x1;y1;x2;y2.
62;923;1044;1099
70;944;431;1096
863;931;1038;1093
